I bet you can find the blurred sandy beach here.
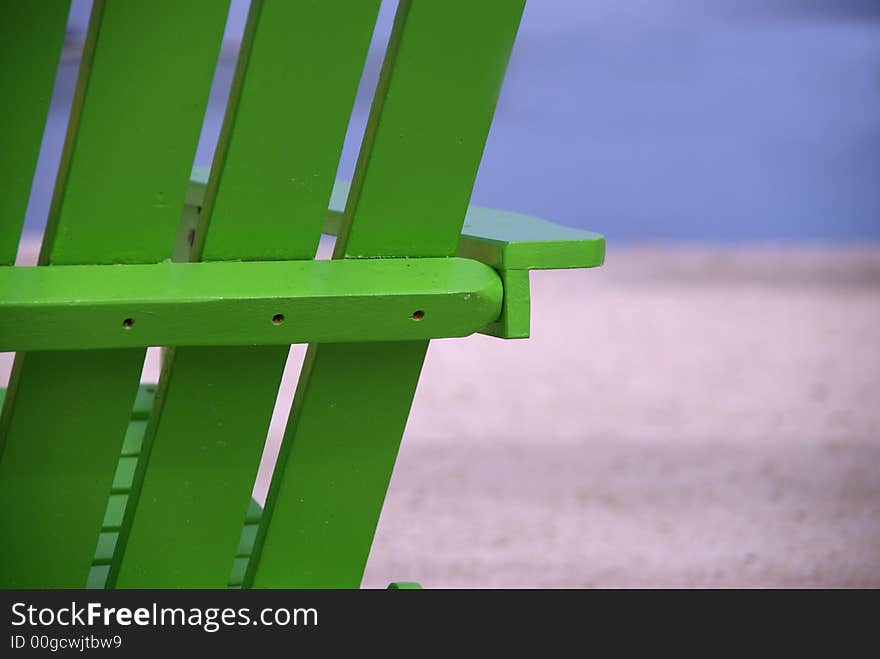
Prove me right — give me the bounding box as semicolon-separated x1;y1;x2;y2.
357;246;880;587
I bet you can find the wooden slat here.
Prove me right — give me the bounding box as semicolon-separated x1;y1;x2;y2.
327;180;606;271
82;385;264;589
197;173;605;272
0;0;228;587
0;258;503;351
111;0;380;588
0;0;70;264
247;0;526;588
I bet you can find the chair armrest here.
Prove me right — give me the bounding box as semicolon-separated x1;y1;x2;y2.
187;168;605;339
326;179;604;271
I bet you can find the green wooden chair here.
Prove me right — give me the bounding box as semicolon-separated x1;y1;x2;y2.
0;0;603;589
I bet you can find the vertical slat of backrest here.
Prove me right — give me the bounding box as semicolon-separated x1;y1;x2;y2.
111;0;380;588
0;0;228;588
246;0;526;589
0;0;70;264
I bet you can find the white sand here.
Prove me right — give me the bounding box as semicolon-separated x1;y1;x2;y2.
362;247;880;587
4;246;879;587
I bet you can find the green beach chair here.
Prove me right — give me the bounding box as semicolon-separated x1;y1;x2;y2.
0;0;603;588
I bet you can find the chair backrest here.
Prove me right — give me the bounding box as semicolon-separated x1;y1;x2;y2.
0;0;527;588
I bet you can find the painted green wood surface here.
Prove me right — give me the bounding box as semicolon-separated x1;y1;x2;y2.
247;0;526;589
0;0;70;265
457;208;604;270
331;2;525;261
112;0;380;588
188;170;606;273
77;384;263;589
0;350;146;588
0;0;228;588
39;0;228;266
86;384;155;589
481;268;531;339
113;345;288;588
193;0;380;263
0;258;502;351
326;180;605;271
191;170;603;346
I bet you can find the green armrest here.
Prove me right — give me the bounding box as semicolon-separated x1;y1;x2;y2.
327;179;605;272
187;168;605;339
330;180;605;339
189;168;604;268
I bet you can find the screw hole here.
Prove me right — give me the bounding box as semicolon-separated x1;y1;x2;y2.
272;314;285;325
411;310;425;321
122;318;135;330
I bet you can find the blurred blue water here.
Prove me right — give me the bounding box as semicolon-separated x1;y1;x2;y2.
477;0;880;242
21;0;880;244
